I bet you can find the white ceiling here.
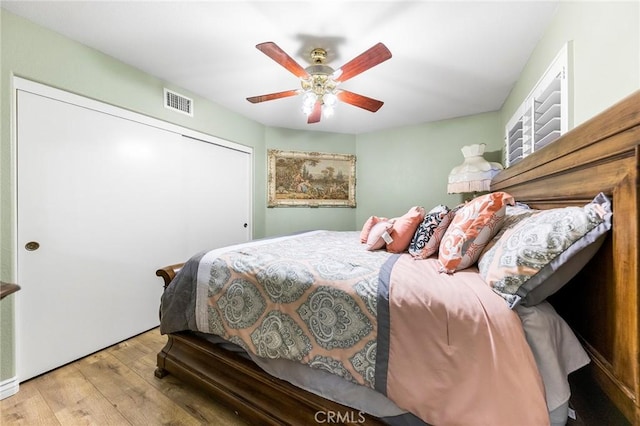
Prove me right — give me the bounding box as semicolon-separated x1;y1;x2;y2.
2;1;559;135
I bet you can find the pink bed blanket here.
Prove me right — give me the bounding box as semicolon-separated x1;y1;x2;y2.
384;254;548;425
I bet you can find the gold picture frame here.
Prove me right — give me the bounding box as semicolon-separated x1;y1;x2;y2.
267;149;356;207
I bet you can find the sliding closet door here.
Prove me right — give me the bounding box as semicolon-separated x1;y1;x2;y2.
16;87;251;381
181;136;252;250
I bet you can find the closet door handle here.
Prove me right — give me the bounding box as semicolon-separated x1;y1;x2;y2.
25;241;40;251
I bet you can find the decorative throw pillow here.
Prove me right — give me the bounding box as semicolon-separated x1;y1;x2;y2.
360;215;388;243
386;206;426;253
438;192;514;273
408;205;457;259
478;203;537;257
366;221;394;251
478;193;612;308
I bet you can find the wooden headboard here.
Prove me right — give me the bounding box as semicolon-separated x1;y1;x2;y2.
491;90;640;424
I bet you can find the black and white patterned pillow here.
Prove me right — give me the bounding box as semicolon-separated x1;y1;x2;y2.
408;205;455;259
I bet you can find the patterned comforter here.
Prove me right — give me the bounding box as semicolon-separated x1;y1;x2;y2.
160;230;549;425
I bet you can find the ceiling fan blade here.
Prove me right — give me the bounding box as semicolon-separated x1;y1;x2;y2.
334;42;392;83
307;101;322;124
256;42;310;79
337;90;384;112
247;89;299;104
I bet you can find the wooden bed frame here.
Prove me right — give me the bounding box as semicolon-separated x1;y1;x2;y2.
155;90;640;425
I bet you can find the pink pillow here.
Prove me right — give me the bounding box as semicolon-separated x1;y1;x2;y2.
438;192;514;273
366;221;394;250
360;216;388;243
386;206;426;253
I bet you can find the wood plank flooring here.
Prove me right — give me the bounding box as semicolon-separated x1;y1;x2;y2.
1;327;630;425
1;328;248;425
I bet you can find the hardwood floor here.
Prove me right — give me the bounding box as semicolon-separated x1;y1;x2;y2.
1;328;248;425
1;328;630;425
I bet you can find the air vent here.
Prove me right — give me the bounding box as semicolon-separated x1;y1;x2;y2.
164;89;193;116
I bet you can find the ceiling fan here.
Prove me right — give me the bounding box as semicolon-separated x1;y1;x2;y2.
247;42;392;124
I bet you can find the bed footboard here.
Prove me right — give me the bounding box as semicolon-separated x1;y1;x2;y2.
156;332;386;425
155;263;184;289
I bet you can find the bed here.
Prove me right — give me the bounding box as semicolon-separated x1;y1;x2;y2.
154;89;639;425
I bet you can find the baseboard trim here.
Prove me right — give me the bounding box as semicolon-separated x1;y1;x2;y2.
0;376;19;400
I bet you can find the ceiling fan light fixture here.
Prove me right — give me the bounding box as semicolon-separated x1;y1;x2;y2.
323;92;337;107
301;91;317;115
323;104;335;118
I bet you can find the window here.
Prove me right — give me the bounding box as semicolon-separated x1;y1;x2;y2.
505;43;571;167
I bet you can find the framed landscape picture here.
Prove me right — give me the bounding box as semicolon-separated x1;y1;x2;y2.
267;149;356;207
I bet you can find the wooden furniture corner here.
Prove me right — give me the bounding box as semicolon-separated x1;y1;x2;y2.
0;282;21;300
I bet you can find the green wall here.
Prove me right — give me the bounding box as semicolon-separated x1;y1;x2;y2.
355;112;502;227
501;1;640;131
